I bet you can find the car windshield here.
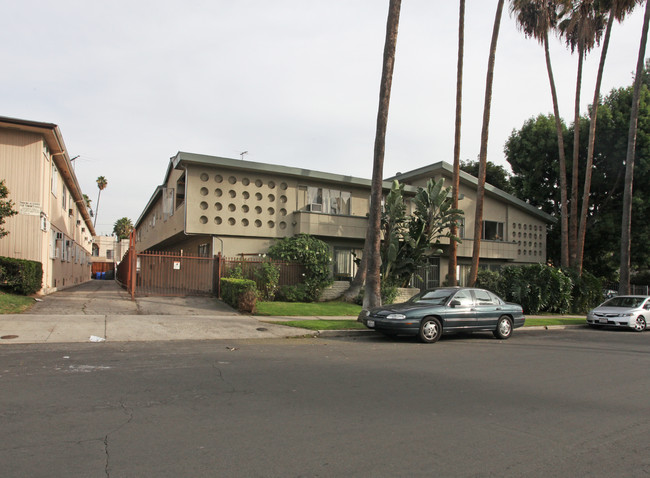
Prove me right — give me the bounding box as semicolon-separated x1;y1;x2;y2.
602;296;646;308
411;289;456;305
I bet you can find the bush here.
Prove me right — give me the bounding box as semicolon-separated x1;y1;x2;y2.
220;278;257;310
275;284;309;302
254;261;280;300
0;257;42;295
353;281;400;306
564;268;602;314
268;234;332;302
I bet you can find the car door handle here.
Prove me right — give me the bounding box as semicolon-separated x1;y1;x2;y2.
496;307;502;311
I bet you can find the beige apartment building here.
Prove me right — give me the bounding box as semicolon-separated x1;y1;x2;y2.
0;116;96;294
135;152;554;287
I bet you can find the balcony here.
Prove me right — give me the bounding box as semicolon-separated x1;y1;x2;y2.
293;211;368;239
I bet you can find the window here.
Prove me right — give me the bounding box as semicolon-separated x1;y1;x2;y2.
62;188;66;209
51;164;58;197
452;289;474;307
333;248;361;281
455;218;465;239
92;244;99;257
198;243;210;257
176;174;186;209
474;289;494;305
106;250;113;260
482;221;504;241
306;187;350;215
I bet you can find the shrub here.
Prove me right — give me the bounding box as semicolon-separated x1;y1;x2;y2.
0;257;42;295
237;289;257;313
220;277;257;310
353;282;400;306
268;234;332;302
564;268;602;313
275;284;309;302
254;261;280;300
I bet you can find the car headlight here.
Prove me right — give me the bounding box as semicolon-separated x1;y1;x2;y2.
386;313;406;320
359;309;370;318
621;313;634;317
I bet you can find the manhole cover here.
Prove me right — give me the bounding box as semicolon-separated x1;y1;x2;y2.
256;327;268;332
1;335;19;340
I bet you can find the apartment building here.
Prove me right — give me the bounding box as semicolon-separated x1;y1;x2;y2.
0;116;96;294
135;152;554;287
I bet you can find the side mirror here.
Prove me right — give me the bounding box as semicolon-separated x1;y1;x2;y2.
449;299;460;307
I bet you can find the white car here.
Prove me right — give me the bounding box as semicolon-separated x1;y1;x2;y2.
587;295;650;332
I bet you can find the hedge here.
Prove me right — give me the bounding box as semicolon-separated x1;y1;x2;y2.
220;278;257;311
0;256;42;295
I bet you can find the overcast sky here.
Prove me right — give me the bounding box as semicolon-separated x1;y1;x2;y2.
2;1;648;236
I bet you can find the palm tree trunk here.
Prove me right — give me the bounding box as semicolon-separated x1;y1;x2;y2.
576;13;615;274
364;0;401;309
469;0;504;286
448;0;465;287
543;30;570;269
569;39;584;268
94;190;102;229
620;1;650;294
342;240;369;303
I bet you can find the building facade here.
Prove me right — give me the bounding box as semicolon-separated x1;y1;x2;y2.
135;152;554;287
0;116;96;294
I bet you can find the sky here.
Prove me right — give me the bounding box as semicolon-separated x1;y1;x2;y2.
2;1;648;236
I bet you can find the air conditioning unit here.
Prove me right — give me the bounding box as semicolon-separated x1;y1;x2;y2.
307;203;323;212
77;220;81;225
55;232;63;240
68;209;73;217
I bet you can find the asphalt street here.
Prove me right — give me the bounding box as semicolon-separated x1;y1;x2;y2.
1;328;649;477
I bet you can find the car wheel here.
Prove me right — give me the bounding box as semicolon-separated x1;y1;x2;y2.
633;315;646;332
493;316;513;340
418;317;441;343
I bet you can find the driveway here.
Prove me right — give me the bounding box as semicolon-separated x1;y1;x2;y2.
25;279;239;316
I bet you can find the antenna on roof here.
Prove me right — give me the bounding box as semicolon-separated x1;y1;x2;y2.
240;151;248;160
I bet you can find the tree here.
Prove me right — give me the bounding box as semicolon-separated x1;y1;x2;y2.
576;0;639;274
510;0;571;268
460;159;513;194
559;0;606;267
469;0;505;286
449;0;466;287
620;2;650;294
363;0;402;309
94;176;108;229
113;217;133;240
0;180;18;238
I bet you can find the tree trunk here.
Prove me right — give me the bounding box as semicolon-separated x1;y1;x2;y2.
341;241;369;302
448;0;465;287
543;31;570;269
569;39;584;268
94;190;102;229
620;1;650;295
576;13;615;274
469;0;504;286
364;0;401;309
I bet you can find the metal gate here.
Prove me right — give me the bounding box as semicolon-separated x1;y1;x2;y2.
135;251;215;296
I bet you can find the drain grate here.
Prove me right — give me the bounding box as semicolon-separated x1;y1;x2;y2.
256;327;268;332
1;335;19;340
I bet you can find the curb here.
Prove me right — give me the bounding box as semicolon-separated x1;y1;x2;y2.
313;324;587;338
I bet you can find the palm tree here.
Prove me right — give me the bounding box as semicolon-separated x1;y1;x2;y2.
576;0;640;274
559;0;606;267
113;217;134;240
468;0;505;286
82;194;93;216
364;0;402;308
94;176;108;229
510;0;571;268
620;1;650;294
448;0;465;286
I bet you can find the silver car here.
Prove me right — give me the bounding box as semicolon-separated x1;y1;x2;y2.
586;295;650;332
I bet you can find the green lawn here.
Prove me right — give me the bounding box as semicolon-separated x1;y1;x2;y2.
254;301;362;316
0;292;35;314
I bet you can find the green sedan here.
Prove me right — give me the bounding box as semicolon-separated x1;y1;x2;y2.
360;287;525;343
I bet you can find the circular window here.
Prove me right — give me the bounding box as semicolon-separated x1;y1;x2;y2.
200;173;209;182
268;207;275;215
280;195;287;203
268;181;276;189
280;182;288;190
228;218;236;225
200;187;208;196
228;176;236;185
215;175;223;183
280;208;287;216
243;191;250;199
215;202;223;211
199;216;208;224
229;190;236;198
255;206;262;214
242;205;249;213
255;192;263;200
215;189;222;197
242;178;250;186
242;218;249;226
200;201;208;210
267;220;275;228
255;179;263;187
268;194;275;202
228;203;236;212
214;217;222;225
279;221;287;230
255;219;262;227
